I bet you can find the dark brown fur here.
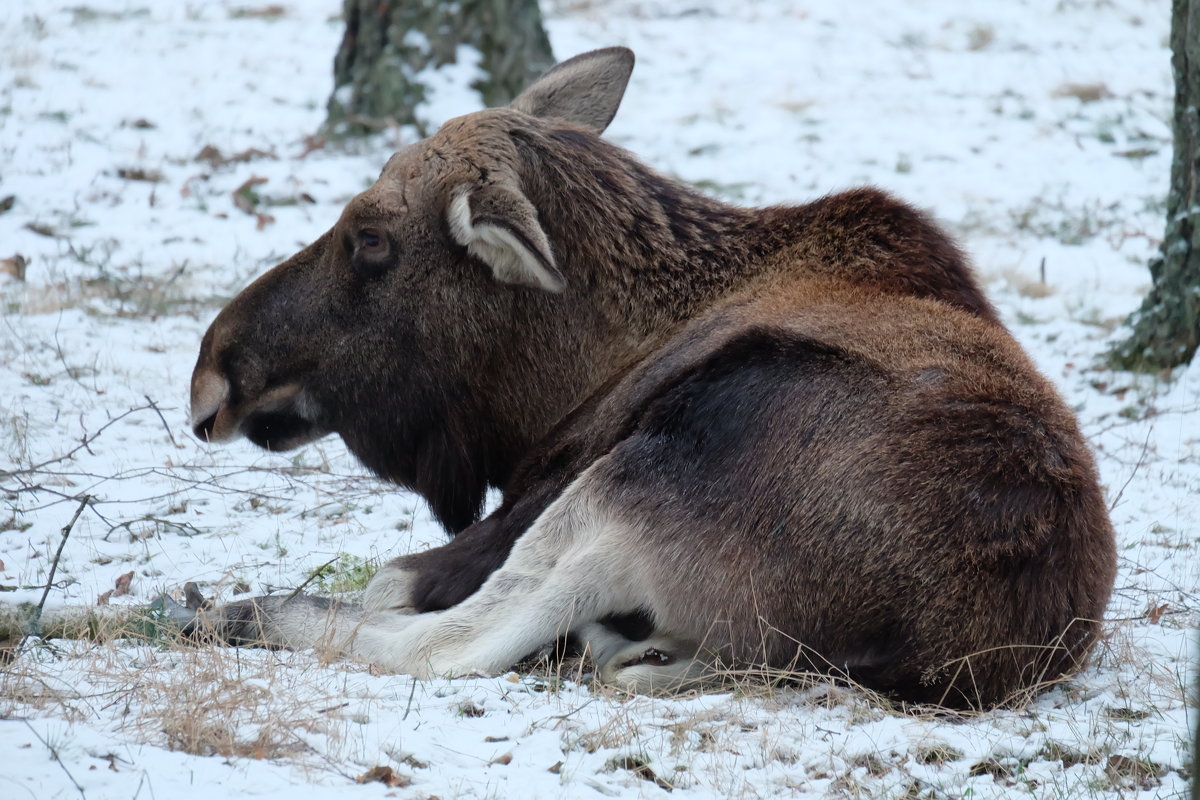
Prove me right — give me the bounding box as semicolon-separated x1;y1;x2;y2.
190;48;1115;707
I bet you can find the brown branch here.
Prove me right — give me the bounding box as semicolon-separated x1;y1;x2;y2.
24;495;91;644
1108;424;1154;512
144;394;180;449
0;405;154;480
23;720;87;799
283;556;341;604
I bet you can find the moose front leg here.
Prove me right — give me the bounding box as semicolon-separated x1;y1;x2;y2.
363;516;510;614
185;510;530;650
185;593;365;652
366;479;573;614
187;456;669;680
342;464;648;677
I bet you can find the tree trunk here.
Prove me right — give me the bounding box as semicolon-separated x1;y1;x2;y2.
1195;650;1200;800
324;0;555;138
1110;0;1200;370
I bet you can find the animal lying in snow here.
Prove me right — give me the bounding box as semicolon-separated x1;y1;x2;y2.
187;47;1116;708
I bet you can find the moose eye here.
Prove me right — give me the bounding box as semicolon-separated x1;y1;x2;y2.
351;228;391;275
358;229;383;251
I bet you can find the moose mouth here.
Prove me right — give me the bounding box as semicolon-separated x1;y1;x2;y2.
190;374;326;451
239;405;324;451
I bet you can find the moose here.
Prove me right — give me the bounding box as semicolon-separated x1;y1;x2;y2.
188;47;1116;708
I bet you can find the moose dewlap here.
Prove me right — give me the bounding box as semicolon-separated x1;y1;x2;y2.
188;47;1116;708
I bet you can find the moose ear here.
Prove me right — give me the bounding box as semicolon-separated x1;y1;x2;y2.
509;47;634;134
448;183;565;292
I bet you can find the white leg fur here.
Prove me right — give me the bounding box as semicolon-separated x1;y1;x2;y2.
251;460;646;677
361;560;420;613
353;472;634;676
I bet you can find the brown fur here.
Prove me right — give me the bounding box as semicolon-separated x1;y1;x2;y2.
190;48;1115;708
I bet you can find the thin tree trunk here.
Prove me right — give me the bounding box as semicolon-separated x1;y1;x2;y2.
1194;651;1200;800
1110;0;1200;370
324;0;554;138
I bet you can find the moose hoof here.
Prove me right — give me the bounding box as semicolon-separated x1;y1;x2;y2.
599;637;709;693
182;596;297;648
361;562;421;613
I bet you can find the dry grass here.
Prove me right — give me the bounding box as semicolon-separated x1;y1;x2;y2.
1000;267;1055;298
1053;81;1116;103
0;600;1191;797
0;602;176;656
132;648;338;759
3;270;225;318
2;636;353;763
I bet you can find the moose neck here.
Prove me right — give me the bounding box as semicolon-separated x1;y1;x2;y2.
452;129;767;498
516;128;764;332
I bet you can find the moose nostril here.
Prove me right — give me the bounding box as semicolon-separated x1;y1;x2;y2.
192;411;218;443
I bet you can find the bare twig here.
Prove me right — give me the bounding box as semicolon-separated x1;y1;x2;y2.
131;771;153;800
283;556;340;604
289;731;358;782
0;405;154;480
402;676;418;721
104;516;202;542
1108;424;1153;512
23;719;87;799
143;395;180;449
24;496;91;643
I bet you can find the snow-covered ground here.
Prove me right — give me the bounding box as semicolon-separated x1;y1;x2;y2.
1;0;1195;797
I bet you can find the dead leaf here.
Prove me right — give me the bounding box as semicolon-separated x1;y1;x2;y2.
229;5;287;20
232;176;276;229
233;175;268;214
195;144;222;165
1052;81;1115;103
113;571;134;597
117;167;164;183
490;752;512;766
1105;754;1164;790
297;135;326;158
457;701;485;718
356;766;411;788
197;145;276;168
23;222;57;238
1145;602;1169;624
609;756;674;792
396;753;428;769
97;590;113;606
0;195;14;214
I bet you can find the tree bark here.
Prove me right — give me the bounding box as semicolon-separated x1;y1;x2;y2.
324;0;554;138
1110;0;1200;370
1195;649;1200;800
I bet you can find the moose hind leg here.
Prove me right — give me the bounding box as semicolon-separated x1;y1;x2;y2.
572;620;711;692
600;635;712;692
